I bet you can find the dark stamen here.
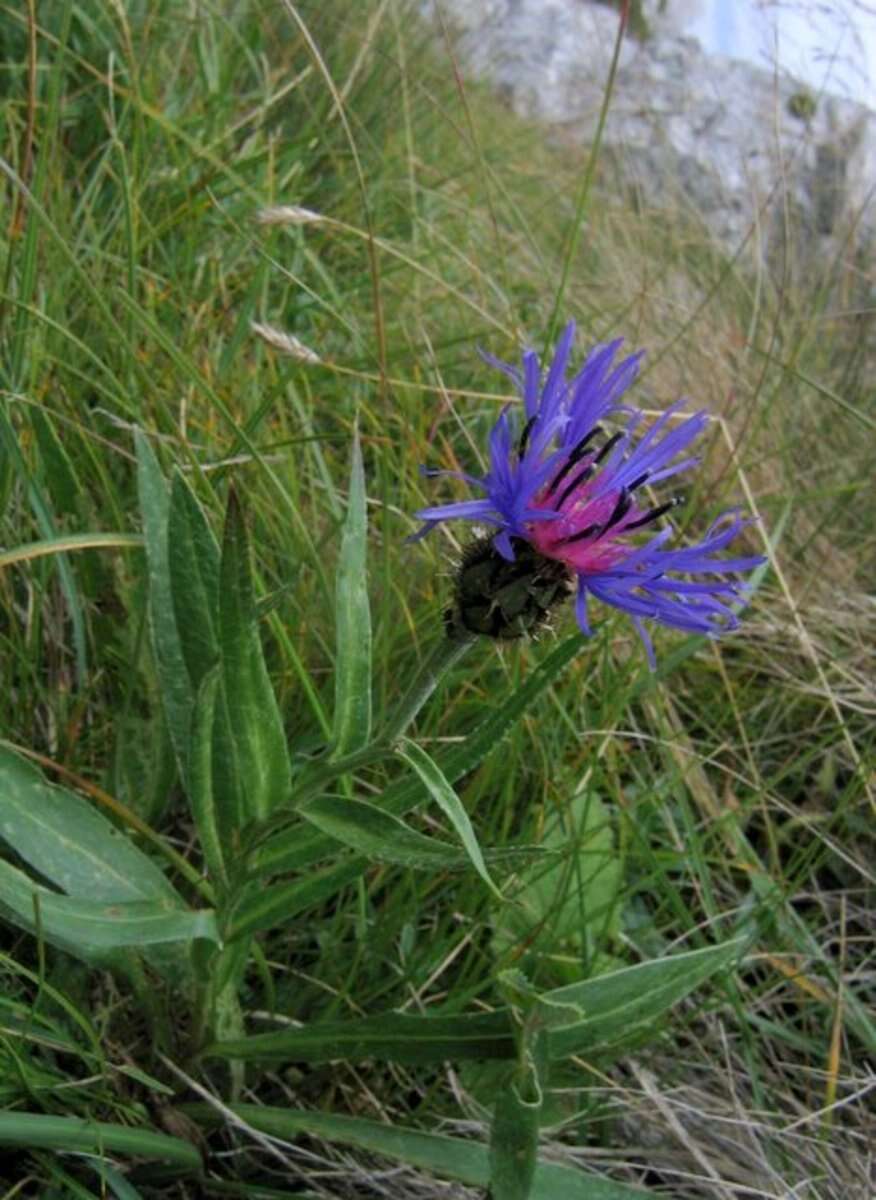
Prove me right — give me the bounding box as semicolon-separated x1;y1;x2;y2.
627;471;650;492
624;497;681;530
555;464;595;511
517;415;537;461
599;488;632;535
595;431;624;464
560;522;601;545
571;425;604;458
544;426;603;497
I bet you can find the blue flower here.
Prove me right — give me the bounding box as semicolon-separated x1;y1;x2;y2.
411;321;765;666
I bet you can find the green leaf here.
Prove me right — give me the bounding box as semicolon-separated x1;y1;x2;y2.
441;633;584;782
168;469;221;690
135;431;194;775
111;708;177;829
493;789;622;978
237;636;585;937
0;746;180;904
490;1062;542;1200
0;1111;201;1173
31;408;81;514
397;738;502;899
228;843;543;942
215;488;292;825
256;633;585;878
184;1104;649;1200
301;794;470;871
225;858;363;942
331;427;372;757
543;938;745;1061
188;667;227;887
204;1010;515;1064
0;858;220;951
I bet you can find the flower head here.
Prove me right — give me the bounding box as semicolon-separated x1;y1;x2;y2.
411;321;764;667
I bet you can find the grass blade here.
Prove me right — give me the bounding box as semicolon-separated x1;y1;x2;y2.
0;1111;201;1173
0;532;142;569
225;859;363;943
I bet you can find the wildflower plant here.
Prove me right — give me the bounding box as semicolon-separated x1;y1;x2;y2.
2;0;868;1192
413;321;764;666
0;326;757;1196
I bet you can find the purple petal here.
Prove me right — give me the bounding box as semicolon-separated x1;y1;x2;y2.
631;616;656;670
539;321;576;420
522;349;541;418
415;499;500;522
644;456;702;485
420;465;487;490
575;577;593;636
494;528;516;561
478;347;523;390
405;520;440;545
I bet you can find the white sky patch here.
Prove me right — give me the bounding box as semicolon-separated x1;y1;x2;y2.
677;0;875;108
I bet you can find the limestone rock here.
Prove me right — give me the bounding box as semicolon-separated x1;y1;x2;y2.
420;0;875;257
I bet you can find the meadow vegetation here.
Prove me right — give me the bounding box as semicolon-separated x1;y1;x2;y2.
0;1;873;1196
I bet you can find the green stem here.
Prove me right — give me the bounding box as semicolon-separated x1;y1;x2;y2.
545;0;629;348
380;631;476;745
241;633;477;861
292;633;476;800
120;951;172;1056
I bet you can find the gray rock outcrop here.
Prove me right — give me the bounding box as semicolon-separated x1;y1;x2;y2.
420;0;875;259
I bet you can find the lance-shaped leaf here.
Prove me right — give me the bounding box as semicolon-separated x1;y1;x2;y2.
0;746;179;904
543;938;745;1061
489;1061;543;1200
187;667;226;887
215;488;292;825
331;427;372;757
300;794;471;871
229;842;544;943
168;469;221;690
489;972;551;1200
397;739;502;899
183;1105;649;1199
0;858;219;951
135;431;194;774
204;1010;515;1064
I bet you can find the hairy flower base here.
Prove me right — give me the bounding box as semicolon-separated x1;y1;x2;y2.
446;535;574;640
